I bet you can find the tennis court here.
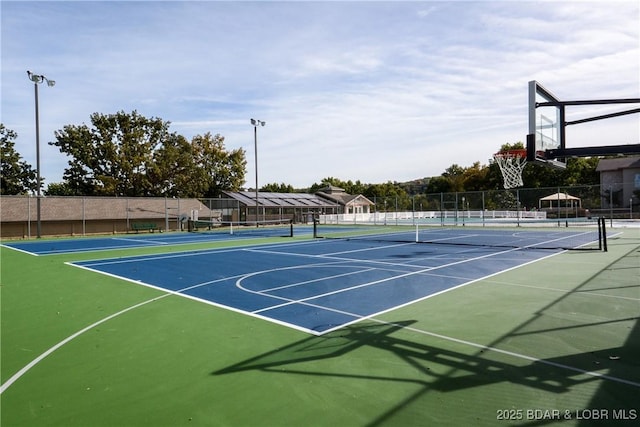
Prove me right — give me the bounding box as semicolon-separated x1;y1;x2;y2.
66;222;608;335
1;223;639;426
4;220;306;256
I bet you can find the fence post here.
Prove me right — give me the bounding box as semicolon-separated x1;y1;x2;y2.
482;191;486;227
516;190;520;227
82;197;86;235
395;196;398;226
164;197;169;231
412;196;415;225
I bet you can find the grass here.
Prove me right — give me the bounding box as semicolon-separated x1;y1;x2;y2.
1;229;639;426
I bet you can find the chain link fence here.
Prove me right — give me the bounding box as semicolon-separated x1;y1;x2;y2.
319;184;639;225
2;183;637;238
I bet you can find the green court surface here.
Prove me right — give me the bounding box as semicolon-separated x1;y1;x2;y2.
1;228;639;426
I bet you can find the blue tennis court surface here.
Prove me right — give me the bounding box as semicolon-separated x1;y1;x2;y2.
70;238;565;335
2;226;312;255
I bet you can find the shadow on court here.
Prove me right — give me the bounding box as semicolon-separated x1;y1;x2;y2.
214;320;637;425
213;238;640;426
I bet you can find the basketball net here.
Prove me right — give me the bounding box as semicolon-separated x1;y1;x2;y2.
494;150;527;189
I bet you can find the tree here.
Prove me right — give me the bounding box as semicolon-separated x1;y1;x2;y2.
308;177;368;195
51;110;170;196
397;178;430;195
425;175;453;193
191;132;246;197
563;157;599;186
461;161;490;191
425;163;485;193
1;124;37;195
147;133;206;197
44;182;77;196
499;141;525;152
50;112;246;197
261;182;295;192
364;182;411;211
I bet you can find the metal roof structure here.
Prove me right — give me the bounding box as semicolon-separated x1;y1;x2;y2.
221;191;338;209
596;156;640;172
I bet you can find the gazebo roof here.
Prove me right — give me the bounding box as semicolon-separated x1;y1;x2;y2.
539;192;581;201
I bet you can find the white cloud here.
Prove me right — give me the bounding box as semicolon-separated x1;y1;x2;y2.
2;1;638;189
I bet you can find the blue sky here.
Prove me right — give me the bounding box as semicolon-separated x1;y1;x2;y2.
2;0;639;189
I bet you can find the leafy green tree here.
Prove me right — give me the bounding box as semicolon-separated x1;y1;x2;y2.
364;182;411;210
261;182;295;192
50;112;246;197
44;182;77;196
191;132;246;197
398;178;430;195
563;157;599;186
499;141;525;152
1;124;37;195
461;161;490;191
442;164;467;192
427;162;499;193
51;110;170;196
147;133;206;197
425;175;453;193
308;177;368;195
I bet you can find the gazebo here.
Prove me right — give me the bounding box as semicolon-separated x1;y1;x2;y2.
538;192;582;209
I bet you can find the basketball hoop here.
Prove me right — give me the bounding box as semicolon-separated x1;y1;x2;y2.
494;149;527;189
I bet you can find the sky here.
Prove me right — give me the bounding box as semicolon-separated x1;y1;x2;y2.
2;0;639;190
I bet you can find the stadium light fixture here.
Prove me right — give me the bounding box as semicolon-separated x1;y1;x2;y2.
251;118;265;223
27;70;55;238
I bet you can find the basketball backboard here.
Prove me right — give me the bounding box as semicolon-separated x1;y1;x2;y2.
526;80;640;167
527;80;566;168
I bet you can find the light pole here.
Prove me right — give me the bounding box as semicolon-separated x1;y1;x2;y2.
250;118;265;223
27;70;55;238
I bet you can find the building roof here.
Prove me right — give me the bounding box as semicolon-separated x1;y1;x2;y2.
596;156;640;172
316;191;374;206
318;184;346;194
0;196;214;222
221;191;336;209
539;192;581;201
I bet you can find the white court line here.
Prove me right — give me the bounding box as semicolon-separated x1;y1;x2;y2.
321;242;416;256
259;266;378;293
0;265;258;396
76;238;321;266
0;293;172;395
490;280;640;302
245;246;456;270
240;244;546;315
0;237;616;394
0;244;39;256
4;247;637;396
372;319;640;389
111;237;169;245
0;238;533;394
205;255;640;389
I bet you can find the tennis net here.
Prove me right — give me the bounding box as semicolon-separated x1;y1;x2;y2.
313;217;607;251
188;218;294;238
